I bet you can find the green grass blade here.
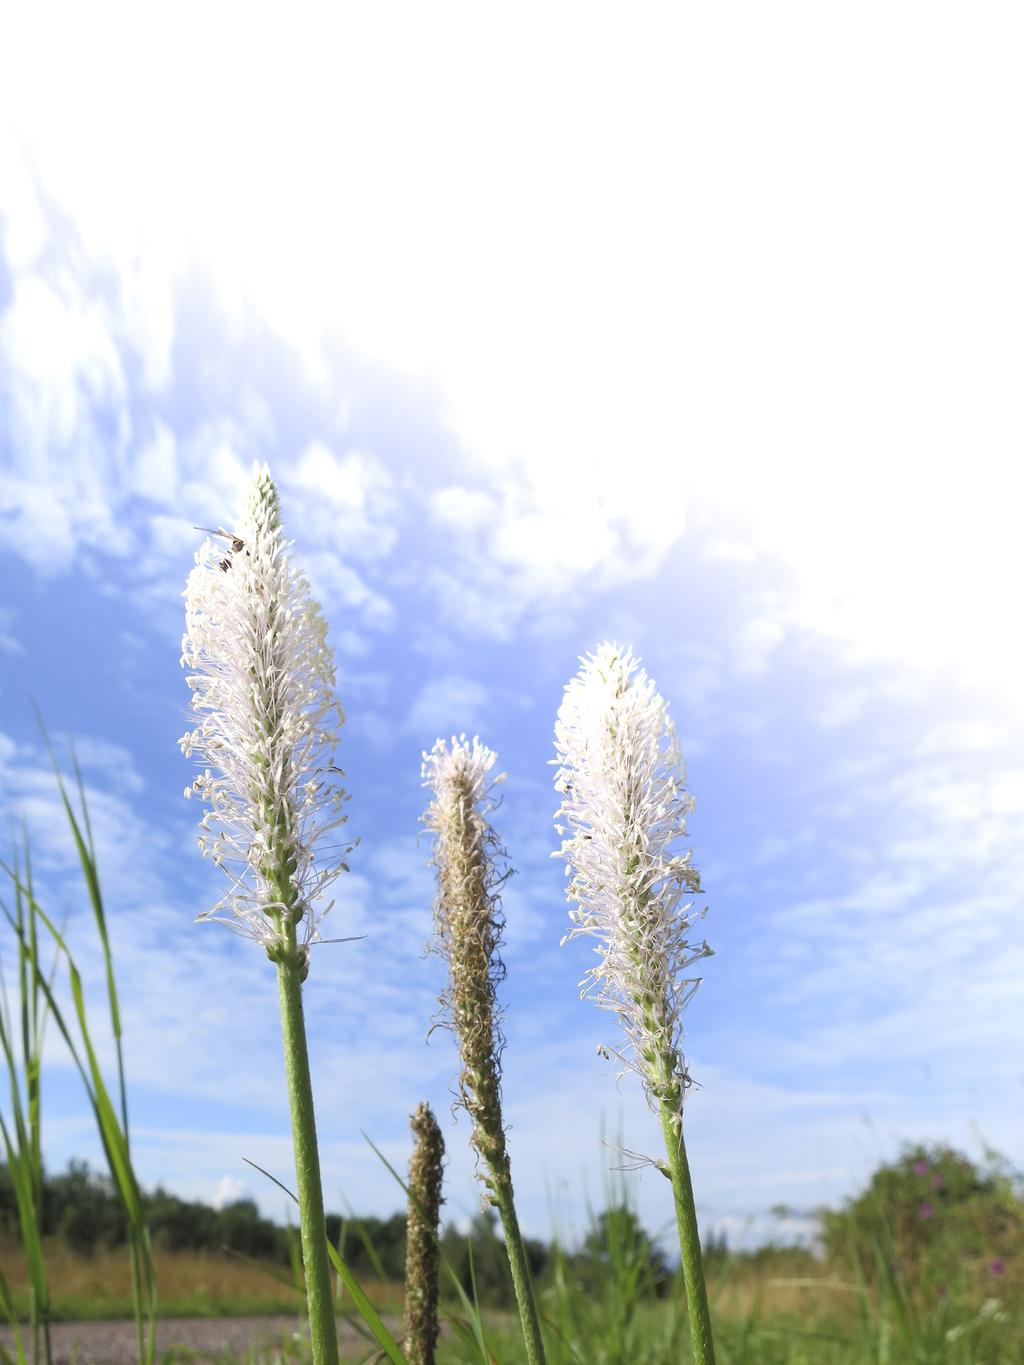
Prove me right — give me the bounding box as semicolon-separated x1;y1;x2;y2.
870;1238;917;1350
324;1241;407;1365
0;1217;29;1365
0;1117;49;1320
0;1272;25;1365
0;916;52;1363
335;1196;389;1284
360;1130;494;1365
244;1159;408;1365
34;727;128;1122
1;876;157;1365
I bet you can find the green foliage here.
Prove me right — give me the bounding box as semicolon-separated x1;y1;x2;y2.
436;1211;547;1310
3;729;1023;1364
538;1234;682;1363
821;1142;1024;1296
2;740;160;1363
328;1212;408;1283
573;1205;672;1300
0;1163;397;1275
0;839;53;1363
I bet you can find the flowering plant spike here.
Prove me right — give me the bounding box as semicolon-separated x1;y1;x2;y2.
552;642;712;1125
179;462;351;971
421;735;548;1365
553;642;718;1364
180;462;346;1363
421;735;509;1174
404;1101;445;1365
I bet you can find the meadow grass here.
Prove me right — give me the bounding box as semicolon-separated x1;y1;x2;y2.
0;697;1019;1361
0;1191;1021;1360
0;1245;1001;1362
0;1243;310;1319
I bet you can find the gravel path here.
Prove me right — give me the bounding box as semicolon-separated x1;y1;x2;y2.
0;1314;402;1363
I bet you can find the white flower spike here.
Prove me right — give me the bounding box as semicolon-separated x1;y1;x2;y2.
553;643;712;1125
179;463;351;970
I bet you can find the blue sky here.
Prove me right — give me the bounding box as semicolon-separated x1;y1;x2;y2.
0;4;1021;1252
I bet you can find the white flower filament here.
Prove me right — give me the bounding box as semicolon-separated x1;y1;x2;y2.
553;643;711;1123
179;463;350;964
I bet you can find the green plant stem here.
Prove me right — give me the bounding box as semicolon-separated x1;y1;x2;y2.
490;1165;547;1365
659;1106;716;1365
276;940;340;1365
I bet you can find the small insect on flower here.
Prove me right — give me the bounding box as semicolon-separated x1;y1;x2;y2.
180;465;353;972
193;526;248;571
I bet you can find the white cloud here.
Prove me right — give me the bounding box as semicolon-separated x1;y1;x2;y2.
212;1174;247;1209
289;444;397;560
144;511;204;563
0;746;168;909
990;770;1024;816
302;552;394;630
2;6;1021;700
5;13;1017;688
0;479;75;573
0;172;155;572
0;134;47;270
4;273;124;431
130;423;179;503
429;485;499;531
1;4;1022;1249
53;735;146;795
404;675;490;740
0;275;129;502
750;730;1024;1077
497;880;549;956
0;606;22;654
178;426;252;521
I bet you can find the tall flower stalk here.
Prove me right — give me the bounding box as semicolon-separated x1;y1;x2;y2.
180;464;350;1365
403;1101;445;1365
552;644;716;1365
421;737;547;1365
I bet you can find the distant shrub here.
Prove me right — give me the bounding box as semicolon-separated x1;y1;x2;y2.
439;1210;547;1308
46;1161;125;1252
329;1211;408;1282
573;1205;672;1299
820;1142;1024;1296
1;1161;295;1262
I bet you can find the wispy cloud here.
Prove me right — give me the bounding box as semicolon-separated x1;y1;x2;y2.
404;675;491;741
2;10;1021;1249
0;607;22;655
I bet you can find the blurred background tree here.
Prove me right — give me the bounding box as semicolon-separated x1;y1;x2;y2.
821;1142;1023;1299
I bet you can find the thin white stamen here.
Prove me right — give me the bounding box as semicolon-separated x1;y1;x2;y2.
179;463;351;961
552;643;712;1123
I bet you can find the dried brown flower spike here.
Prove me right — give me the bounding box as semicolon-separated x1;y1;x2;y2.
403;1102;445;1365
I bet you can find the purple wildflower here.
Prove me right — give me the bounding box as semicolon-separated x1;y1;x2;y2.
990;1258;1005;1276
913;1159;930;1176
919;1201;934;1220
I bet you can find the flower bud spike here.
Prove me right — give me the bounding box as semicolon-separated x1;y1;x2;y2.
421;735;547;1365
403;1102;445;1365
